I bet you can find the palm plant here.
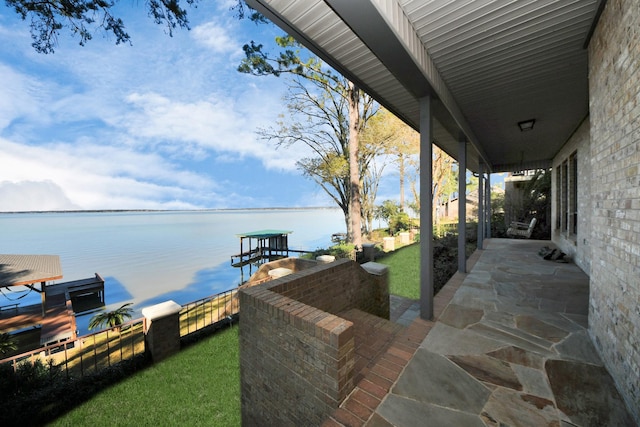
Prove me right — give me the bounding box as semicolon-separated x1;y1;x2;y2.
88;303;134;331
0;332;18;355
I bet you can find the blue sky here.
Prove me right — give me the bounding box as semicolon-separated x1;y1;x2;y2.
0;0;362;211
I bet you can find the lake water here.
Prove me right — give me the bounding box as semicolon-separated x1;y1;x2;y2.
0;209;344;333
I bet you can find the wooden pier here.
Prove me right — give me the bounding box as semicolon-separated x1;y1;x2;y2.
231;230;293;268
39;274;105;345
0;260;105;350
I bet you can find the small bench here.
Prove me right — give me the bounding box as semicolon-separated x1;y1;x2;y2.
507;218;537;239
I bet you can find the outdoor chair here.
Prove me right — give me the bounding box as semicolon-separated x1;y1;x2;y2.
506;217;537;238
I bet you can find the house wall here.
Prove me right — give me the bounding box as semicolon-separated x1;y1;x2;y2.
588;0;640;421
238;259;389;426
552;118;591;274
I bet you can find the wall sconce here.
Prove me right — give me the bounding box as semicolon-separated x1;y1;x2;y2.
518;119;536;132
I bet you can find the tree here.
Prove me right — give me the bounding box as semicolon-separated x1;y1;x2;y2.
239;34;379;249
5;0;195;53
363;108;420;212
88;302;134;330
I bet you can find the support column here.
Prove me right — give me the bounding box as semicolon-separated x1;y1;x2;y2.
477;164;484;250
486;173;491;238
458;139;467;273
419;95;434;320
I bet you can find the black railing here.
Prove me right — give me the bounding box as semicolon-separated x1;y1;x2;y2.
179;288;238;337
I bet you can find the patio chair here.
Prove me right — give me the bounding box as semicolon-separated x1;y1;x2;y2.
506;217;537;238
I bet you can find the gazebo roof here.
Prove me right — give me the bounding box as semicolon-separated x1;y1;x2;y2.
0;254;63;287
236;230;293;239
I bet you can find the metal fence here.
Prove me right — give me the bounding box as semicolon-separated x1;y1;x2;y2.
1;318;145;381
1;287;241;384
179;288;239;337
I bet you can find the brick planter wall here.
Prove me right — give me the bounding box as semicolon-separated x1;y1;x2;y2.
588;0;640;421
239;259;389;426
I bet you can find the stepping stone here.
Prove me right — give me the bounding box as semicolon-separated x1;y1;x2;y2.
375;394;486;427
481;387;559;427
546;359;635;426
439;304;484;329
448;354;523;391
516;315;569;342
393;349;491;413
487;346;545;370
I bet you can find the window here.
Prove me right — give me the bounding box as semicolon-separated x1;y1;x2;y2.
570;152;578;235
556;151;578;238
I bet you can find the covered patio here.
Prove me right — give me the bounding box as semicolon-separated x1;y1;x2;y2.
244;0;639;424
330;238;633;426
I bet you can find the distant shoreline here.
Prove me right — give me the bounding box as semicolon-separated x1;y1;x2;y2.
0;207;338;214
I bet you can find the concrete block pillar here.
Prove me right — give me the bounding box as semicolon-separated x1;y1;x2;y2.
383;236;395;251
399;232;411;244
362;262;390;319
142;300;182;362
362;243;376;262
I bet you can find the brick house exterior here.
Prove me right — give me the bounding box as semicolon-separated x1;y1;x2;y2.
246;0;640;422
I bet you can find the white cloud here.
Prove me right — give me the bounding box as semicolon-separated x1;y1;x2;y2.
0;137;223;211
0;180;80;211
0;64;48;130
119;91;309;171
0;2;323;210
191;21;239;55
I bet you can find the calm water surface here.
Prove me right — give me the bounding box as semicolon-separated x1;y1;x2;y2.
0;209;343;333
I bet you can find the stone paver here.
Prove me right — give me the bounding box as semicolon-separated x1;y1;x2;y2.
371;239;635;427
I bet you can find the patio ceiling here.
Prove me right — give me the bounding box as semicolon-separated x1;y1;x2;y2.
247;0;603;173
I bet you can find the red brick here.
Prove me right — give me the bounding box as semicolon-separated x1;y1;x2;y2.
387;345;412;361
322;417;344;427
367;372;393;392
332;408;364;427
358;379;387;399
343;396;371;421
370;362;400;382
350;388;381;411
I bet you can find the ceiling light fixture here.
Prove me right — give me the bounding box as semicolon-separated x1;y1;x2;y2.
518;119;536;132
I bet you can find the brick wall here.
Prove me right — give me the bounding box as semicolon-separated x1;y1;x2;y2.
239;259;389;426
588;0;640;421
552;118;591;274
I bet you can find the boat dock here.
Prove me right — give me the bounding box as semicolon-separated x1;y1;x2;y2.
39;274;105;345
0;260;105;349
231;230;293;268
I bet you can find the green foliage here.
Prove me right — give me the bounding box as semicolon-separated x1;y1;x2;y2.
0;354;149;425
0;332;18;355
0;357;62;399
491;190;507;237
374;200;414;235
88;303;134;330
507;169;551;238
306;242;356;260
374;200;400;224
7;0;195;53
389;211;412;235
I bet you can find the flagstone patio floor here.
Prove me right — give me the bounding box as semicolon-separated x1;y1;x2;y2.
325;238;636;427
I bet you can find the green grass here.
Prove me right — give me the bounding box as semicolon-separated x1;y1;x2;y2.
50;326;240;427
377;243;421;300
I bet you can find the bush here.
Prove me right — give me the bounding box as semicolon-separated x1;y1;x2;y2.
389;212;412;235
304;242;356;260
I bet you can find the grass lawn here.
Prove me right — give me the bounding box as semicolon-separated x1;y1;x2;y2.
50;326;240;427
377;243;421;300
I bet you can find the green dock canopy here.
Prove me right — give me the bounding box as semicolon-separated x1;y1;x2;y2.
236;230;293;239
